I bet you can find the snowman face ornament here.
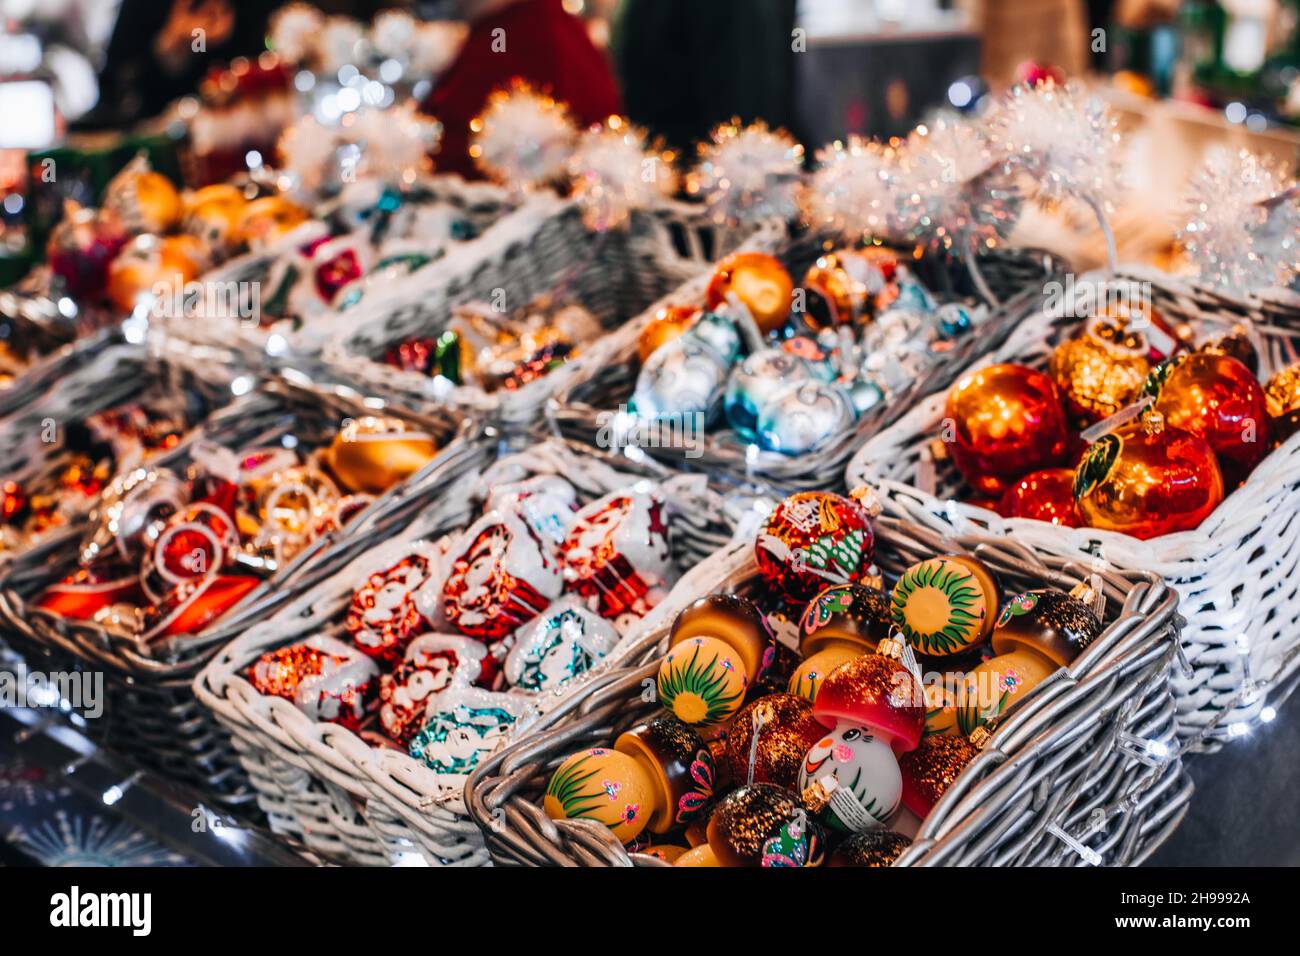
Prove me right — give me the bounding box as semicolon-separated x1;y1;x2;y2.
797;721;901;833
379;633;491;744
503;598;620;693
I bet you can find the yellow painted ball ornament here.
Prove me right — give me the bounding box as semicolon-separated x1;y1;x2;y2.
544;748;655;844
889;555;999;656
237;195;309;249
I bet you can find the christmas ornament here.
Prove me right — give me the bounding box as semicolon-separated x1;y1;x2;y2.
683;310;743;366
469;81;576;190
569;117;675;231
755;491;873;604
1177;147;1300;293
893;115;1024;255
544;747;654;843
615;713;713;834
140;501;237;602
811;640;925;754
408;684;533;776
36;564;143;620
1143;352;1271;483
1198;326;1258;375
827;829;910;867
798;723;901;832
250;635;378;730
723;348;812;441
637;306;699;363
486;474;579;548
800;137;894;240
1074;411;1223;539
632;337;727;422
945;363;1071;496
889;554;999;657
106;235;208;313
706;782;804;866
560;488;674;620
182;183;247;254
705;251;794;334
45;200;129;300
799;582;892;657
102;155;182;234
78;467;186;567
346;551;438;664
1265;363;1300;443
142;574;261;642
755;380;856;455
1049;315;1154;424
898;732;980;817
236;196;309;249
323;416;438;494
689;120;803;226
788;646;860;703
956;583;1102;733
379;634;492;744
997;468;1080;526
503;598;620;692
674;844;720;866
801;248;891;330
442;510;564;642
658;594;767;726
723;694;825;791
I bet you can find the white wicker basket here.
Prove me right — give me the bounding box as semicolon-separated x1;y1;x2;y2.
318;192;752;431
194;438;742;865
847;273;1300;743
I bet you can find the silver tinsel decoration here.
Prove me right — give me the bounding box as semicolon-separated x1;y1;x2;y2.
1178;147;1300;293
991;81;1122;213
800;136;898;240
568;118;676;232
689;120;804;226
470;81;577;191
891;115;1024;254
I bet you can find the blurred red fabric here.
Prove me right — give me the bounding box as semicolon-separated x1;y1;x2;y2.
422;0;622;180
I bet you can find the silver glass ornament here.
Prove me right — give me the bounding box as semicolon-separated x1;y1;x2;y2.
724;347;812;441
633;337;727;422
755;380;856;455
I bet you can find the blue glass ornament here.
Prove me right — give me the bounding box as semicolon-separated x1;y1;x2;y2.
755;380;856;455
724;348;811;441
632;337;727;422
684;309;743;365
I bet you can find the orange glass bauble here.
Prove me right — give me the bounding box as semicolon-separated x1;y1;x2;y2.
801;247;898;329
1144;352;1271;485
183;183;248;254
1074;412;1224;539
945;364;1071;497
1264;363;1300;445
237;196;309;249
637;305;700;362
103;155;182;234
997;468;1080;527
705;251;793;333
1048;315;1151;424
106;234;208;313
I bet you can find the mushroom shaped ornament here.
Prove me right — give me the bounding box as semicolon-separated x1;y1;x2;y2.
657;594;768;727
950;582;1103;735
544;714;714;844
799;581;892;657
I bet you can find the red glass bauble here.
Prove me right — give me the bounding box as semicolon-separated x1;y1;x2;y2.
997;468;1081;527
755;492;873;604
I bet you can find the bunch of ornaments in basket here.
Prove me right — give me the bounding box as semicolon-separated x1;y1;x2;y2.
30;415;437;647
245;467;683;778
629;246;981;456
947;304;1300;538
543;488;1104;867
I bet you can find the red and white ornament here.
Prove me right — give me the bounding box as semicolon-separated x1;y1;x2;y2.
560;488;674;621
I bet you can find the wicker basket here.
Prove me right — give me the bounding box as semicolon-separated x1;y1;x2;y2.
160;175;513;368
548;233;1065;493
464;506;1188;867
194;438;743;865
0;369;491;809
319;192;753;432
847;271;1300;744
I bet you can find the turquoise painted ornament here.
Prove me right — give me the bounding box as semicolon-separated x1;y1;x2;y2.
684;309;743;365
632;337;727;422
503;598;620;692
890;267;936;314
847;377;886;416
934;302;973;339
408;685;536;777
724;347;812;441
756;380;856;454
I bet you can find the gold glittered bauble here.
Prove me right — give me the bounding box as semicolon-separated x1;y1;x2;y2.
827;829;910;867
637;305;700;362
705;251;794;333
706;782;801;867
103;156;182;233
237;195;309;249
788;646;860;703
323;417;438;495
898;733;979;817
544;747;655;844
1049;315;1151;424
1265;362;1300;444
723;694;826;791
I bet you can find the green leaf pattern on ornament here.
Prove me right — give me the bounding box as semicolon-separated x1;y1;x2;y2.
890;561;983;655
805;529;864;577
656;642;744;726
545;753;607;820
